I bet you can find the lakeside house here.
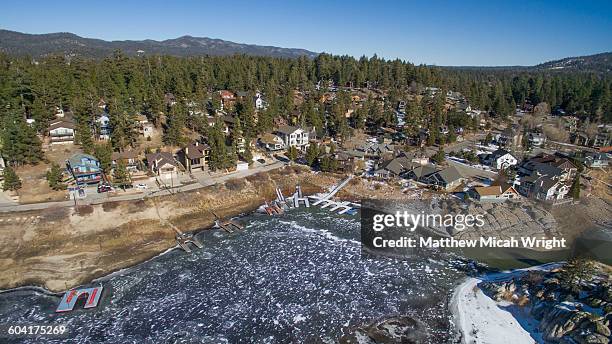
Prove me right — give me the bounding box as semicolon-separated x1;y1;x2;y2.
482;149;518;170
48;110;76;145
373;155;418;179
518;153;577;182
472;184;519;202
111;150;140;172
66;153;102;185
497;127;521;148
259;133;285;151
146;152;179;179
404;164;438;182
135;114;154;138
423;166;465;191
274;126;310;151
177;141;210;172
219;90;236;110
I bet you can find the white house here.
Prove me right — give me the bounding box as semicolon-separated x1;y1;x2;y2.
254;92;264;110
275;126;309;150
484;149;518;170
535;178;570;201
96;113;111;140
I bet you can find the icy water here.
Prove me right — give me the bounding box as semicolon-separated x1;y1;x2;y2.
0;208;467;343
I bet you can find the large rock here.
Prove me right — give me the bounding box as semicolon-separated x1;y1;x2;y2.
339;316;429;344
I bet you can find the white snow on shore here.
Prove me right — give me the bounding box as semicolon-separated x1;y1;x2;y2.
450;263;560;344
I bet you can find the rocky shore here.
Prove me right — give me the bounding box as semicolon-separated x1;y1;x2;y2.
0;166;339;292
476;260;611;343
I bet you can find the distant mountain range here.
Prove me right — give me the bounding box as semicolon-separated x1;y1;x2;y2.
0;29;610;73
444;52;612;74
534;52;612;73
0;29;319;59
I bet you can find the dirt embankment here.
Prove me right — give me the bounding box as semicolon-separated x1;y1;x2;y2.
0;166;339;292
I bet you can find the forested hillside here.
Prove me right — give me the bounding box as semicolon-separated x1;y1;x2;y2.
0;51;610;166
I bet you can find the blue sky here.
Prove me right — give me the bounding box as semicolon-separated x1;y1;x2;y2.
1;0;611;66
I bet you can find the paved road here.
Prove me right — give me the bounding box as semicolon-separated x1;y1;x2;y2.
0;161;286;213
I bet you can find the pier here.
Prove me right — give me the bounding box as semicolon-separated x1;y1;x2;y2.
263;177;358;216
213;212;244;233
310;176;359;215
291;185;310;208
176;232;203;253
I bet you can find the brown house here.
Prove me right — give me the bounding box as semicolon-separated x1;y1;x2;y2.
177;141;210;172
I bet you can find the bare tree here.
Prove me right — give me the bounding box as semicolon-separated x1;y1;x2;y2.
543;119;569;142
521;114;537;130
533;102;550;117
582;119;599;139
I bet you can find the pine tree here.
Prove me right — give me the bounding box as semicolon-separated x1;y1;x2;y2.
113;161;131;189
46;163;66;190
433;147;445;164
305;143;320;166
570;175;580;199
240;144;253;164
2;166;22;191
94;143;113;174
287;145;298;161
1;115;44;166
76;122;95;154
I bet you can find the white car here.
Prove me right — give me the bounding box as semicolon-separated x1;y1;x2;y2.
135;183;149;190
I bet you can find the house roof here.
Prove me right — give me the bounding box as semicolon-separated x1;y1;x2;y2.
219;90;235;99
410;164;438;178
260;133;282;145
67;153;98;167
49;120;75;130
345;149;366;158
146;152;176;167
434;166;463;184
538;177;559;191
184;142;210;159
111;150;138;160
528;162;564;177
491;149;511;159
475;185;502;197
276;125;302;135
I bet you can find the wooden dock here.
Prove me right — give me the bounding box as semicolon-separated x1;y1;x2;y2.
176;233;203;253
213;212;244;232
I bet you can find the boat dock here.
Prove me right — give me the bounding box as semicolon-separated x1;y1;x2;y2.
56;286;103;312
176;232;203;253
213;212;244;233
264;177;358;215
309;176;359;215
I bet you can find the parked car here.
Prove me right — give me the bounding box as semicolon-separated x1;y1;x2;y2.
135;183;148;190
97;183;113;193
257;158;266;164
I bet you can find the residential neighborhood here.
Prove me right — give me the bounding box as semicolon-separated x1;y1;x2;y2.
0;72;609;211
